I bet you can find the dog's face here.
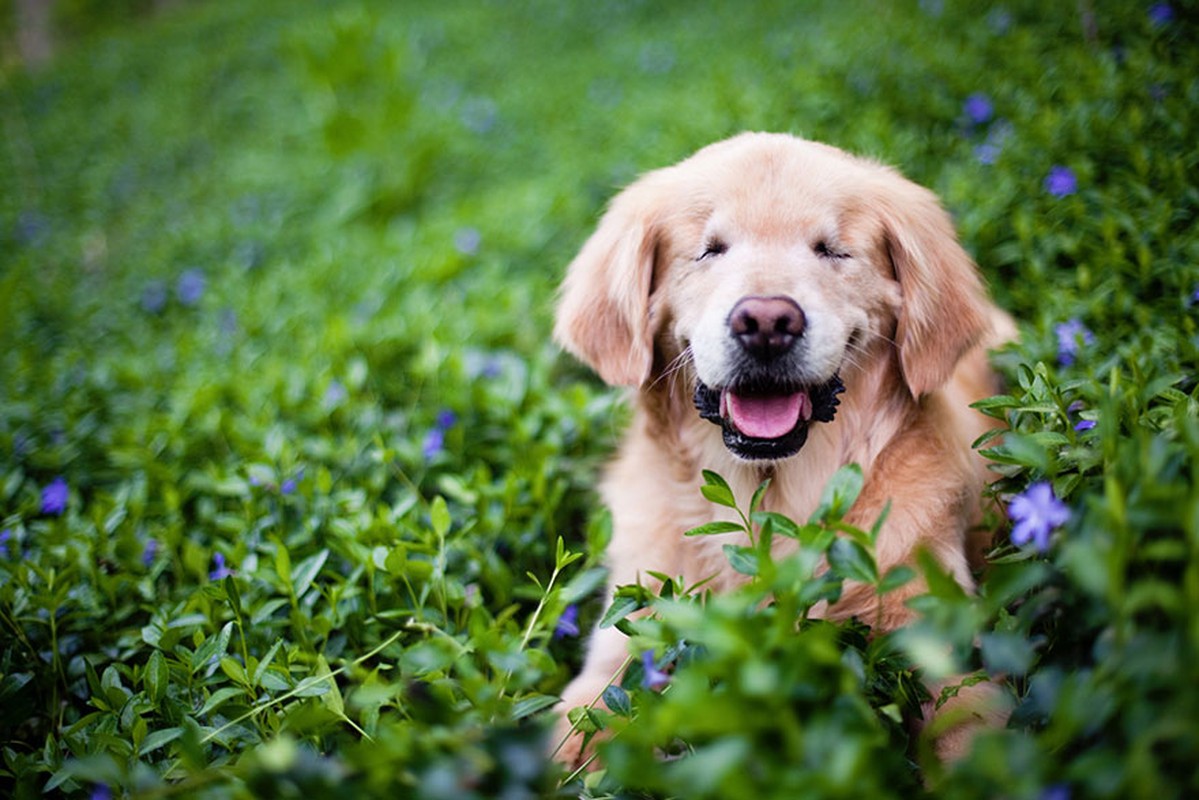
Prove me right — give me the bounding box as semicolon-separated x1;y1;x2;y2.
556;133;991;461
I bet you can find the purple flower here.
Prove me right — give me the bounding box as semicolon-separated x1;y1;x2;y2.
140;280;168;314
323;380;348;409
1044;165;1078;198
1148;3;1174;27
435;410;458;430
176;269;206;306
422;428;445;461
280;477;297;495
641;651;671;691
554;605;581;639
453;227;481;256
975;142;1002;165
1041;784;1071;800
41;477;69;516
1190;285;1199;307
91;784;112;800
1055;319;1094;366
0;529;11;558
142;538;158;566
1009;482;1070;552
209;552;233;581
1074;419;1097;432
963;93;994;126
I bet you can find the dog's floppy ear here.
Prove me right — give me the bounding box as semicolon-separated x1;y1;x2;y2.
554;175;668;387
876;174;992;397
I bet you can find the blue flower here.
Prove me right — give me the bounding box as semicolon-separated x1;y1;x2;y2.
554;605;581;639
641;651;671;691
1055;318;1094;366
176;269;207;306
0;529;11;558
41;477;69;516
421;428;445;462
1044;165;1078;197
90;784;112;800
1041;784;1071;800
1009;482;1070;552
142;538;158;566
1148;3;1175;27
323;380;348;409
963;93;994;126
453;227;482;256
140;280;168;314
1074;419;1096;432
280;477;297;495
975;142;1002;165
210;552;233;581
422;411;458;461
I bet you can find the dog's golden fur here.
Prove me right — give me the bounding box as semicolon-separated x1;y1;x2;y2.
553;133;1013;766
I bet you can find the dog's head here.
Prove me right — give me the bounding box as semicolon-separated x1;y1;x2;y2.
555;133;992;461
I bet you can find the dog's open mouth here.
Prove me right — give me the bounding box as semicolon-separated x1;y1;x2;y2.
693;375;845;460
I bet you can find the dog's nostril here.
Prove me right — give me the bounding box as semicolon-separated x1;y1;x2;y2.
729;295;805;358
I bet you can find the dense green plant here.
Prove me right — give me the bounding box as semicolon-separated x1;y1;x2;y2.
1;0;1197;797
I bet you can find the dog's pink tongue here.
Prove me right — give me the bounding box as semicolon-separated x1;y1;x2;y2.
726;390;811;439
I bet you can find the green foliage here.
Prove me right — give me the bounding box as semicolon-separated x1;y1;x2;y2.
1;0;1198;798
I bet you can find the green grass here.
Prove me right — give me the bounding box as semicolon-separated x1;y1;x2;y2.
1;0;1197;797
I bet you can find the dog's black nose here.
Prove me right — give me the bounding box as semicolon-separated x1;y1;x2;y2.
729;295;805;359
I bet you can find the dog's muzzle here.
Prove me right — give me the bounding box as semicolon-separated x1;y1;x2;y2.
693;375;845;460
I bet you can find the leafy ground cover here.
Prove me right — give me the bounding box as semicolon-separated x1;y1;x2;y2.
1;0;1197;797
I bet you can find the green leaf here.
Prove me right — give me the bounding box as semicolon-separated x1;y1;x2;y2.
291;548;329;599
602;684;632;717
751;511;801;538
828;537;878;584
684;520;745;536
198;686;247;717
144;650;169;705
749;478;772;514
430;495;451;538
722;544;759;576
811;464;864;523
701;483;737;509
878;564;917;595
599;595;640;629
138;727;183;756
513;693;560;720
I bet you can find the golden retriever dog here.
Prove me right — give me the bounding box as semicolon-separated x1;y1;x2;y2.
552;132;1012;768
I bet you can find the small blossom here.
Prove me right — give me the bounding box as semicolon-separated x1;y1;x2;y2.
176;268;207;306
453;227;481;256
974;142;1001;165
963;93;994;126
280;477;297;495
422;428;445;461
1009;482;1070;552
1148;3;1175;27
1074;419;1097;432
641;651;671;691
1055;318;1094;366
1190;285;1199;307
140;280;169;314
554;605;581;639
90;784;113;800
987;7;1013;34
210;552;233;581
435;410;458;431
142;538;158;566
323;380;348;409
41;477;69;516
1041;784;1071;800
1044;165;1078;198
0;529;11;558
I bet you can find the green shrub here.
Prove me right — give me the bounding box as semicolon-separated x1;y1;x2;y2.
0;1;1196;797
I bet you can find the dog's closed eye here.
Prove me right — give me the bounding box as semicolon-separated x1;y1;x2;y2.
813;239;850;260
698;238;728;261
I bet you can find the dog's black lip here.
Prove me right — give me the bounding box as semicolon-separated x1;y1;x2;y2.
693;374;845;461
